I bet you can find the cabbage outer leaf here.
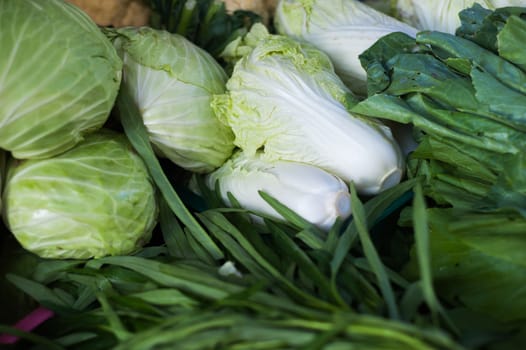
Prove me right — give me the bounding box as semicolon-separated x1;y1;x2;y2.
2;130;158;259
110;27;235;173
0;0;122;159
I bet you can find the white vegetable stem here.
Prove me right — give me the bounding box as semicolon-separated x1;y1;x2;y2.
207;151;352;231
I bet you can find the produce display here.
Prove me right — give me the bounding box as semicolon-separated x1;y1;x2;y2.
0;0;525;349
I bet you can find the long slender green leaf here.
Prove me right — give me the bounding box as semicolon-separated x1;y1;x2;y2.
412;183;439;323
87;256;235;300
158;197;189;258
6;274;73;310
266;220;347;308
258;191;325;237
198;210;338;311
412;183;459;334
350;183;400;320
97;293;131;341
116;84;224;261
331;178;417;277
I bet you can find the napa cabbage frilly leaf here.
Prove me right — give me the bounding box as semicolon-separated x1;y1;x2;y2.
213;24;404;195
274;0;418;94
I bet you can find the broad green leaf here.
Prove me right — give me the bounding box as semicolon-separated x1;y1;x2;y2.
403;208;526;323
498;15;526;71
416;31;526;95
471;65;526;131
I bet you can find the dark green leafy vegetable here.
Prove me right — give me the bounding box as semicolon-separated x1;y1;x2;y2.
148;0;262;60
351;5;526;348
352;15;526;214
457;4;526;71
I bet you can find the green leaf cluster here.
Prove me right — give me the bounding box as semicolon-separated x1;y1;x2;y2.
351;5;526;344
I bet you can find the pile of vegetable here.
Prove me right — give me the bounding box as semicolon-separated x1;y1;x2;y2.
1;0;525;349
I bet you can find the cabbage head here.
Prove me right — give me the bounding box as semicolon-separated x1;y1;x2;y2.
274;0;418;95
108;27;235;173
0;0;122;159
213;24;404;195
2;130;158;259
395;0;526;34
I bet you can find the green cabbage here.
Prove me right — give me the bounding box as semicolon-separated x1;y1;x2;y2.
108;27;235;173
0;0;122;159
2;130;158;259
